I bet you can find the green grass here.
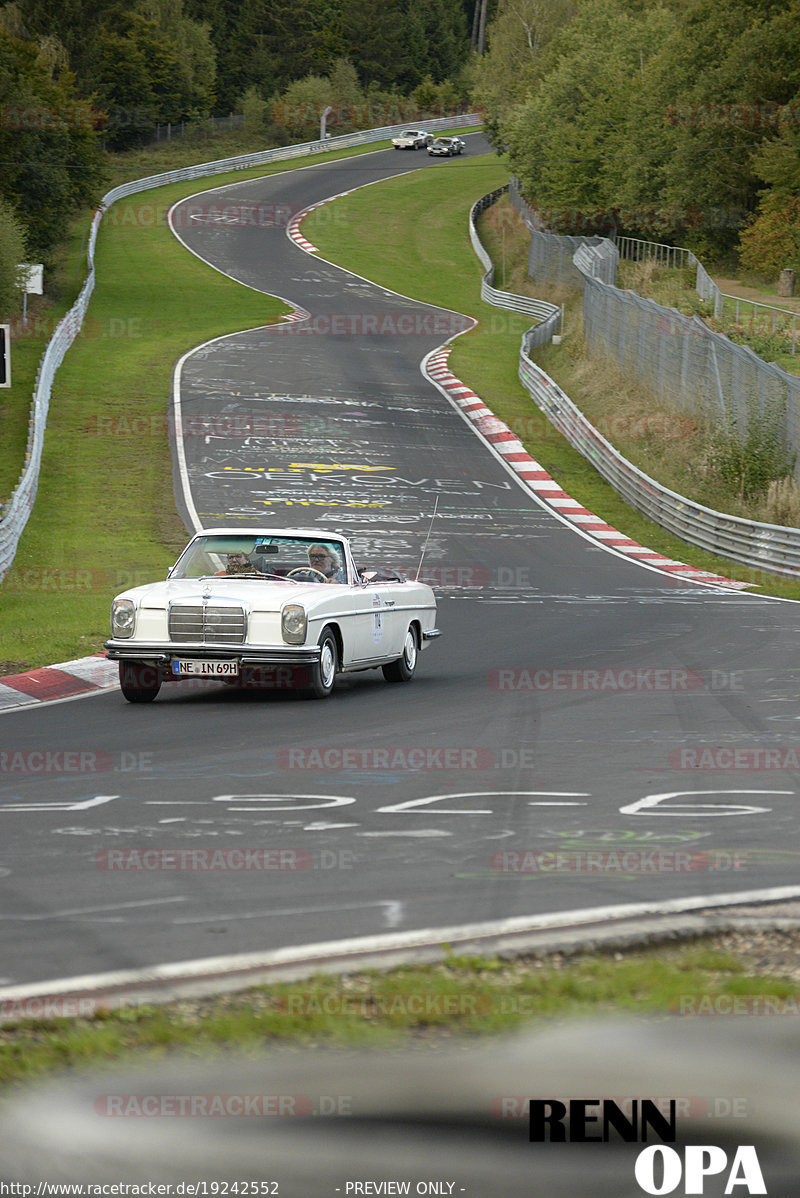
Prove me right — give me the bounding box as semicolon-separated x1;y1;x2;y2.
0;937;793;1088
305;165;800;599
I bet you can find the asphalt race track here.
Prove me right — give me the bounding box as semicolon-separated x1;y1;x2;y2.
2;136;800;988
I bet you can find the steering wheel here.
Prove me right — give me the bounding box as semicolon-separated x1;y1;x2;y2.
287;567;328;582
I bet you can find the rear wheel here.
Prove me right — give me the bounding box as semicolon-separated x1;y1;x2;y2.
306;629;338;699
382;626;418;684
119;662;161;703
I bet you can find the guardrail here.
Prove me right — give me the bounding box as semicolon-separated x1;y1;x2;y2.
518;352;800;578
469;188;561;346
472;189;800;580
0;114;483;583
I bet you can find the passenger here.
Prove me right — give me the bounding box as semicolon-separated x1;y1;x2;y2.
216;551;256;576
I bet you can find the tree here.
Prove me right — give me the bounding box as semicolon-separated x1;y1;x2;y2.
273;73;331;133
474;0;575;132
0;197;26;318
738;197;800;276
493;0;800;251
210;0;343;109
8;0;130;79
738;113;800;276
239;83;267;132
408;0;469;85
341;0;417;91
500;1;678;232
0;29;105;255
328;57;362;105
653;0;800;251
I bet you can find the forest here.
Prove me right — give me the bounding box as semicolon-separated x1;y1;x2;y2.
475;0;800;265
0;0;798;312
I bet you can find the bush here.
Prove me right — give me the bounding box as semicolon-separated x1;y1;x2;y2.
706;397;796;500
738;198;800;278
759;476;800;527
240;86;267;134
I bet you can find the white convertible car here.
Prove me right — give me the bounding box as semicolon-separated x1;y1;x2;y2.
391;129;431;150
105;528;441;702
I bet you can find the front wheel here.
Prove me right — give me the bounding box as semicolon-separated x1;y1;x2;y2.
382;626;418;684
306;629;338;699
119;661;161;703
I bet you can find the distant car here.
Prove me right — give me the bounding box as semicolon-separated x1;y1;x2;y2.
427;137;465;157
391;129;431;150
105;528;441;702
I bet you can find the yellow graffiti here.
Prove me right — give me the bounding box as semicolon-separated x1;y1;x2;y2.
288;463;393;474
220;463;393;475
255;499;388;508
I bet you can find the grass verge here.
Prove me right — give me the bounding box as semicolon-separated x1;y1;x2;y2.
1;934;796;1089
306;178;800;599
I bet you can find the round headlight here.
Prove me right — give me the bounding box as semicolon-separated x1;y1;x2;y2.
281;604;307;644
111;598;136;638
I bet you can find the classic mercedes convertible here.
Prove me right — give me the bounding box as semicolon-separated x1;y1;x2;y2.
105;528;440;702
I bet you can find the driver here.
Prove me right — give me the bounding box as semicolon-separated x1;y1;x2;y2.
307;544;346;584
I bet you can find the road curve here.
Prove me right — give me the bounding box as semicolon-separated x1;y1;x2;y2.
2;140;800;988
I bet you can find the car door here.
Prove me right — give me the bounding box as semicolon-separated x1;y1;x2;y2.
343;581;396;664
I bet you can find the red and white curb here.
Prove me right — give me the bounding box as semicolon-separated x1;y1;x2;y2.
0;654;118;712
288;199;325;252
278;304;310;325
426;347;749;590
287;190;357;255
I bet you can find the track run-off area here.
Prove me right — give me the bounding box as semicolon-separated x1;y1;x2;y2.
2;136;800;992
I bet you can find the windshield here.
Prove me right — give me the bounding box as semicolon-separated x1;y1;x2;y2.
171;535;348;583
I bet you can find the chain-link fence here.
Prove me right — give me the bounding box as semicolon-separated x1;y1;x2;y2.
528;230;613;288
580;275;800;467
509;181;612;287
509;181;800;479
148;113;245;144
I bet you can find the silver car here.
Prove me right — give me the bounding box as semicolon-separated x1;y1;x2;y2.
427;137;465;157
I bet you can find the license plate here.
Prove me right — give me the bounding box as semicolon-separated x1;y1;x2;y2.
172;659;238;677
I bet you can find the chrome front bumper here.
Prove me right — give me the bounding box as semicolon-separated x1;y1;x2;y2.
104;640;322;666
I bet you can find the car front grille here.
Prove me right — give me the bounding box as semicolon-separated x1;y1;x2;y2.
168;604;247;644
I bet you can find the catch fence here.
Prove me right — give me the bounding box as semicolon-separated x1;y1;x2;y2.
480;186;800;578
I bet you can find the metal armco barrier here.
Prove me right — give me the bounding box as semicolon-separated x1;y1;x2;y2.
471;189;800;580
0;113;483;583
518;353;800;578
469;188;560;331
